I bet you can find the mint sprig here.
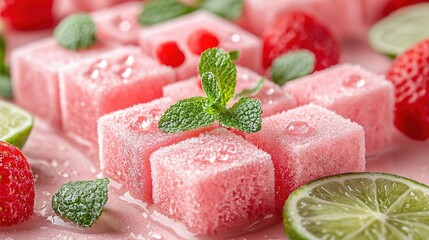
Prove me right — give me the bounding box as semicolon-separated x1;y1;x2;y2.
159;48;262;133
138;0;196;26
138;0;244;26
270;50;315;86
52;178;110;228
54;14;97;51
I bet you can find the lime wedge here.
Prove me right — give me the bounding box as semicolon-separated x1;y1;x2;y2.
0;100;33;148
369;3;429;57
284;172;429;240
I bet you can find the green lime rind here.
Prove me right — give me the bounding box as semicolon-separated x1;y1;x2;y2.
0;100;33;149
369;3;429;57
284;172;429;240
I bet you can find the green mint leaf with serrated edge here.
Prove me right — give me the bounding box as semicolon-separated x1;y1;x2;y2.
199;48;236;106
138;0;196;26
158;97;216;133
229;50;239;61
0;74;13;99
201;72;221;102
54;13;97;51
52;178;109;228
271;49;315;86
234;77;264;99
201;0;244;20
217;97;262;133
0;34;5;66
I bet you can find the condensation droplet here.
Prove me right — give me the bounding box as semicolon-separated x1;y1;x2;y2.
285;121;310;136
342;74;365;88
230;33;241;43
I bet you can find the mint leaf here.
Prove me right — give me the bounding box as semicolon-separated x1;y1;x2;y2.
0;35;5;66
138;0;196;26
201;0;244;20
201;72;221;102
217;98;262;133
0;74;12;99
234;77;264;99
54;14;97;51
270;49;315;86
158;97;215;133
229;50;239;61
199;48;236;106
52;178;110;228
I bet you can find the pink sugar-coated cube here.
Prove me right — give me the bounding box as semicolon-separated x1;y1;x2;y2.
72;0;130;11
60;47;175;144
246;104;365;210
139;11;262;80
284;64;394;153
360;0;390;25
98;98;214;202
241;0;366;40
162;66;296;117
10;38;110;128
150;128;275;235
92;1;143;45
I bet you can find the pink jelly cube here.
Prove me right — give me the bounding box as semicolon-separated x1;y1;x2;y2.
73;0;130;11
60;47;175;144
150;128;275;235
98;98;214;202
241;0;365;40
284;64;394;153
11;38;110;128
92;1;143;45
140;11;262;80
246;104;365;209
163;66;296;117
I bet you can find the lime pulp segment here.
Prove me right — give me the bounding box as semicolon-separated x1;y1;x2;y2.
0;100;33;148
369;3;429;57
284;172;429;240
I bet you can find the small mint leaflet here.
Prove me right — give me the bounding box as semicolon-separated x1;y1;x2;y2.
199;48;236;106
0;74;13;99
234;77;264;99
229;50;240;61
217;98;262;133
52;178;110;228
201;0;244;20
270;49;315;86
138;0;196;26
201;72;221;102
54;13;97;51
158;97;215;133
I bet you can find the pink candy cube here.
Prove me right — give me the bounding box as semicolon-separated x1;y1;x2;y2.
98;98;214;202
241;0;366;40
11;38;110;128
163;66;296;117
246;104;365;209
140;11;262;80
92;1;143;45
150;128;275;235
284;64;394;152
60;47;175;144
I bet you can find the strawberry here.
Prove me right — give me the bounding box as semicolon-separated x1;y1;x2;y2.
381;0;429;17
385;39;429;140
187;29;219;55
262;11;340;71
1;0;55;31
0;140;35;226
156;41;186;68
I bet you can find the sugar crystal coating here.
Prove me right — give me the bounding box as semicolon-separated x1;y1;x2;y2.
150;128;275;235
246;104;365;210
98;98;214;202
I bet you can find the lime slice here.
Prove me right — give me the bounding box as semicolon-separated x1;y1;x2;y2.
369;3;429;57
0;100;33;148
284;172;429;240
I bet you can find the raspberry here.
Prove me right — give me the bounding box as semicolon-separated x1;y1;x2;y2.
187;29;220;55
381;0;429;17
262;11;340;71
385;39;429;140
1;0;55;31
155;41;186;68
0;141;35;226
